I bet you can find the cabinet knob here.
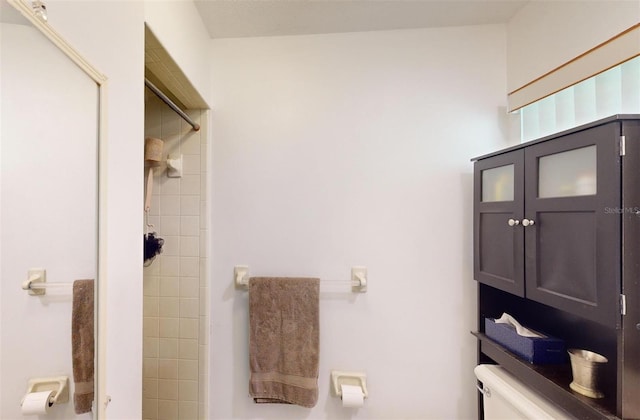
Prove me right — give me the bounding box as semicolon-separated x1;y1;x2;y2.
508;219;520;226
522;218;535;227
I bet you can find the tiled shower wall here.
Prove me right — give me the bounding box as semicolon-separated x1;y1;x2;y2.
143;88;209;420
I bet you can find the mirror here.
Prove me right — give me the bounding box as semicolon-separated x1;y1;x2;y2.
1;0;105;418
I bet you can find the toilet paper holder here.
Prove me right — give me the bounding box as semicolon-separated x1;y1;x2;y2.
330;370;368;399
22;376;69;406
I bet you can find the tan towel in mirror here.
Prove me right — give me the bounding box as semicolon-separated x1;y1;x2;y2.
72;279;94;414
249;277;320;408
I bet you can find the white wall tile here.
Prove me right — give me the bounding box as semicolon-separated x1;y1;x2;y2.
180;258;199;278
158;297;179;318
143;379;158;399
158;338;178;359
178;359;198;380
142;398;158;420
180;276;199;297
158;358;178;380
144;257;161;276
180;196;200;215
183;154;201;175
179;338;199;360
181;133;201;155
180;175;200;196
198;258;207;286
198;316;209;345
199;202;207;229
144;297;159;317
199;232;207;257
159;236;180;256
159;318;179;338
200;172;207;196
180;236;199;257
143;338;159;358
159;277;180;297
144;276;160;297
159;255;180;277
159;195;181;216
144;357;158;379
179;401;198;420
179;318;199;339
178;380;198;402
198;291;208;316
158;379;178;400
180;216;199;236
160;177;180;195
180;298;199;318
198;373;207;405
157;400;178;420
160;216;181;236
200;142;207;163
143;317;159;338
161;106;181;135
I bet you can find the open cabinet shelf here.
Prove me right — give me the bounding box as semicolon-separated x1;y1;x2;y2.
473;332;618;420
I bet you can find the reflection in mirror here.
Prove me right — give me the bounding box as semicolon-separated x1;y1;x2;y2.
1;1;101;418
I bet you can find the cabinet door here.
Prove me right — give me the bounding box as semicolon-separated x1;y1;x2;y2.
474;150;525;296
524;122;621;327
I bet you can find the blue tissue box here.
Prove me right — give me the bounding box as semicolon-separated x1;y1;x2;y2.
485;318;566;364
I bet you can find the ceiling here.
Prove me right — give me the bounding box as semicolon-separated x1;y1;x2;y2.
194;0;529;39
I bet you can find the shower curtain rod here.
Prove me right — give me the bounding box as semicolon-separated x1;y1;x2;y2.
145;78;200;132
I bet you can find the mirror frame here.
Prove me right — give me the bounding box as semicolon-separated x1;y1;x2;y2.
7;0;108;417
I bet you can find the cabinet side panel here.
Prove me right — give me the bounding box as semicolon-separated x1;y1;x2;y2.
621;120;640;419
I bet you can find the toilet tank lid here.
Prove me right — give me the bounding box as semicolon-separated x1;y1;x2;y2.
474;364;570;419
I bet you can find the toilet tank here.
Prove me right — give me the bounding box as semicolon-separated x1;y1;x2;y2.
474;364;571;419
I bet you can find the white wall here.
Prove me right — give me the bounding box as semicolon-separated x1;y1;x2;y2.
507;0;640;93
36;1;145;418
1;22;97;419
209;25;510;419
144;0;212;106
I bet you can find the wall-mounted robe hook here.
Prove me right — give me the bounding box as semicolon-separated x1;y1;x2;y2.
234;265;249;290
167;154;183;178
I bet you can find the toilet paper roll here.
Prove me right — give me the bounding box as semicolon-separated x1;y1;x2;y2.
21;390;54;415
341;384;364;408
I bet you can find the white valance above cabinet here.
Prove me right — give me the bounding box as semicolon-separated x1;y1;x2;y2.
506;1;640;112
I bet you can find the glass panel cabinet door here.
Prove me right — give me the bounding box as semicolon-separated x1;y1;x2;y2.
482;164;514;202
474;150;525;297
538;145;597;198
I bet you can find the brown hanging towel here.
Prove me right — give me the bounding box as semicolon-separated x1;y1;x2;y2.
71;279;94;414
248;277;320;408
